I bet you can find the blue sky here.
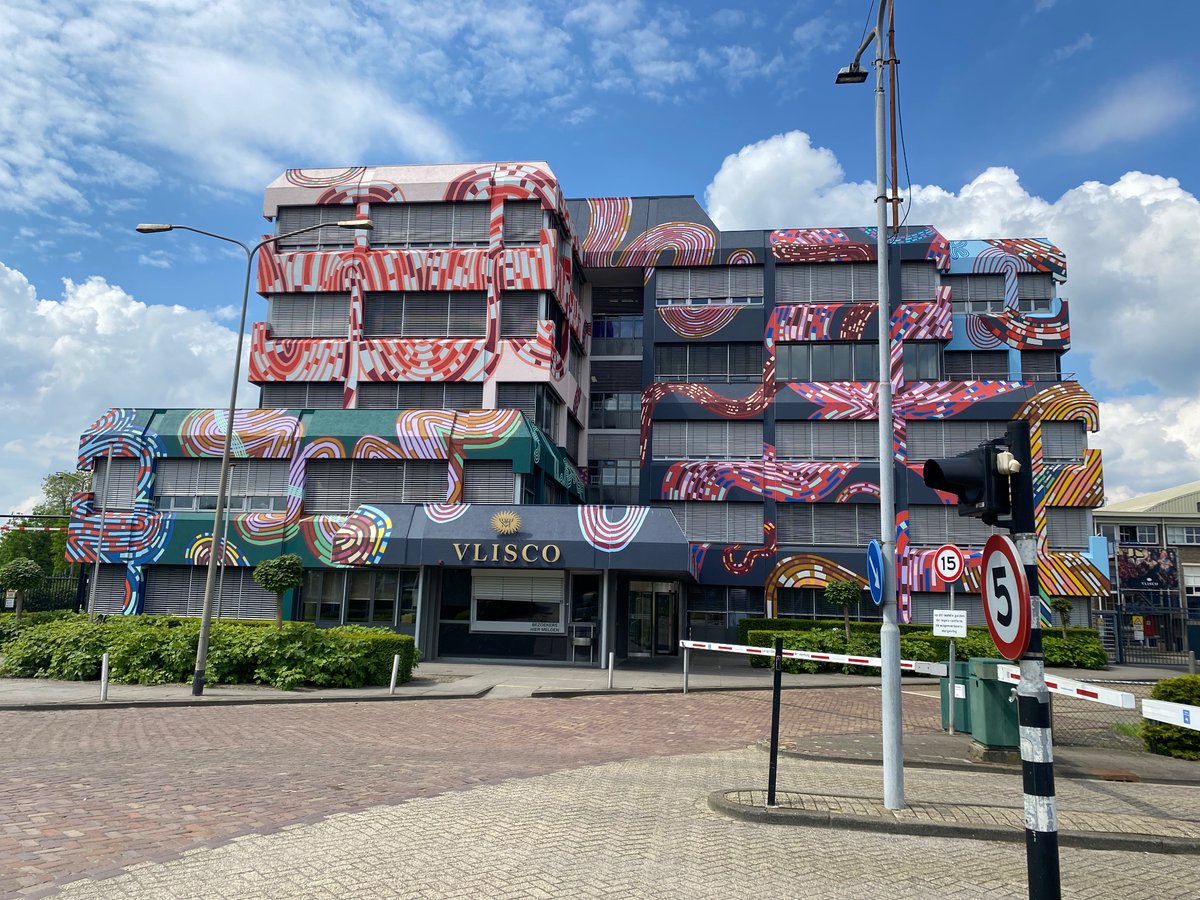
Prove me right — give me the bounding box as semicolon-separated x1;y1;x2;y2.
1;0;1199;513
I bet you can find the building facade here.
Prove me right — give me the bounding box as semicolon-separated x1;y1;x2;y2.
1093;482;1200;663
68;161;1109;664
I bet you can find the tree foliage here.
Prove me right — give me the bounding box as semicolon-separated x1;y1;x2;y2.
0;558;44;623
0;469;90;576
823;579;863;642
252;554;305;630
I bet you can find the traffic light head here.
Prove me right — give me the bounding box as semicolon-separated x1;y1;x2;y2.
922;443;1013;526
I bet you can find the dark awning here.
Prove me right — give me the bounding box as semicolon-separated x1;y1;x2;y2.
330;504;695;577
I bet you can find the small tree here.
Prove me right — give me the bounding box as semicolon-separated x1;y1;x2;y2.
1049;596;1073;638
252;554;305;630
0;558;43;624
824;579;862;643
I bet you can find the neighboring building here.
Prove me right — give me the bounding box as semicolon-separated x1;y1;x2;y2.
67;161;1109;665
1094;482;1200;663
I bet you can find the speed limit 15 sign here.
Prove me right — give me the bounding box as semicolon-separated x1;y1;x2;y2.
933;544;965;585
980;534;1031;661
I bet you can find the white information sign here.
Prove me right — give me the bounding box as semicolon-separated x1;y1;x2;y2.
954;683;966;700
933;609;968;638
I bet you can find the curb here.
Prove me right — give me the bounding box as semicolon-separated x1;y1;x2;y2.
707;790;1200;855
0;686;492;712
760;742;1200;787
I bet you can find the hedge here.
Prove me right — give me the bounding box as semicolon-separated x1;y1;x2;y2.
744;622;1107;672
0;609;78;649
1142;675;1200;760
0;613;418;691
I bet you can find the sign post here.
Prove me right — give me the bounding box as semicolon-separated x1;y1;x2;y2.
933;544;966;735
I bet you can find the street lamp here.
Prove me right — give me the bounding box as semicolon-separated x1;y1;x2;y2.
136;215;372;695
835;0;904;810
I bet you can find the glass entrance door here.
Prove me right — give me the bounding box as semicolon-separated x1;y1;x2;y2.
627;581;678;657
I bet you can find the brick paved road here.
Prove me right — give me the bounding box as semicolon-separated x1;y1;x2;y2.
3;687;1198;898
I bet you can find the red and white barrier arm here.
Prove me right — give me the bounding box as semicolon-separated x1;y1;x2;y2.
679;639;948;677
0;526;69;532
1142;698;1200;731
996;664;1136;709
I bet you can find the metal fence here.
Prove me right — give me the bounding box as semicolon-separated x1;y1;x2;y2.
1049;681;1156;751
1;574;85;613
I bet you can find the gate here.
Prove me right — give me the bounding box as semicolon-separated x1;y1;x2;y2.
1116;600;1190;666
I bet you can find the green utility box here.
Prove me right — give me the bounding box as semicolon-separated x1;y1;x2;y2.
967;657;1019;749
939;660;972;733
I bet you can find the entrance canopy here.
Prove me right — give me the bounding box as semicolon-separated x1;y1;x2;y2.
331;504;695;577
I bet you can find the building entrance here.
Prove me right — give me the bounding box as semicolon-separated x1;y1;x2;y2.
627;581;679;657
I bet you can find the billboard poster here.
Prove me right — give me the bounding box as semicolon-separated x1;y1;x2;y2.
1117;547;1180;593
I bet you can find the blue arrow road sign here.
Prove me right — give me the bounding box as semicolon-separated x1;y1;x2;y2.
866;539;884;606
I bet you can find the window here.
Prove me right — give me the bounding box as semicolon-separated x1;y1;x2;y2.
274;206;357;250
92;458;139;510
304;459;447;513
1167;526;1200;546
1041;422;1086;464
1185;567;1200;619
471;572;565;634
906;421;1007;460
500;292;541;339
363;292;487;338
145;566;277;620
943;350;1009;380
654;343;762;383
588;433;639;460
568;338;584;383
900;263;939;301
590;393;642;430
687;585;765;640
657;502;762;543
356;382;483;410
268;294;350;338
777;586;880;622
943;274;1004;315
775;262;877;303
155;459;290;513
776;504;880;545
652;421;763;459
1021;350;1062;381
592;315;643;356
370;202;489;248
345;569;418;628
1119;524;1159;545
655;266;763;306
497;383;561;439
462;460;517;504
907;504;1000;547
503;200;544;245
301;570;346;623
592;285;641;313
776;343;878;381
566;416;582;463
902;342;942;381
1046;507;1091;549
1017;273;1054;313
587;460;640;505
260;382;344;409
776;421;878;460
591;359;642;393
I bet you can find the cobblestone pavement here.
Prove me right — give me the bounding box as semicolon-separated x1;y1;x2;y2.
3;687;1198;898
50;750;1200;899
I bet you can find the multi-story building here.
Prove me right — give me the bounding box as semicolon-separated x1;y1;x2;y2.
1093;482;1200;663
67;161;1109;665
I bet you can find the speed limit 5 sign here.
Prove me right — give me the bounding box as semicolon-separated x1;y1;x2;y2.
933;544;965;584
980;534;1031;661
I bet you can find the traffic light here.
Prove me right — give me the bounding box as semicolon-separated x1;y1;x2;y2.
922;441;1021;526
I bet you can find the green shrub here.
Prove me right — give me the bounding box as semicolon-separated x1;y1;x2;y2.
0;609;79;648
1142;675;1200;760
1042;629;1108;669
0;615;419;690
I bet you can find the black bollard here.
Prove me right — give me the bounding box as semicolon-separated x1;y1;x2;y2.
767;636;784;807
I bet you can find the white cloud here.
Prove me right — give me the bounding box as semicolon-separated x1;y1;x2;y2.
704;130;1200;499
0;262;248;513
792;14;850;59
1053;33;1094;62
564;0;642;36
1053;71;1194;154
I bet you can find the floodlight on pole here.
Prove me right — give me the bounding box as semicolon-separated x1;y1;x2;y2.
136;215;372;695
835;0;904;811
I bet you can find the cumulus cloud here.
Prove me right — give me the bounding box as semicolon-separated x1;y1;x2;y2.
704;130;1200;499
0;263;249;513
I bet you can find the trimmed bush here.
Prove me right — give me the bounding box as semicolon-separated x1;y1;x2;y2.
739;617;1106;669
1142;675;1200;760
0;615;418;691
0;609;78;649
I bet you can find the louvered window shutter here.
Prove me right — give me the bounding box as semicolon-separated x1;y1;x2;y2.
444;383;484;408
1042;421;1085;462
729;266;763;300
371;205;409;247
268;295;312;338
95;458;138;509
652;422;687;459
590;433;640;459
153;460;192;496
503;201;543;245
408;204;454;245
727;504;762;542
501;291;540;337
357;383;399;409
310;294;349;337
776;422;811;459
688;268;728;300
850;263;878;301
402;461;448;502
776;504;814;543
364;294;405;337
304;460;353;513
654;269;690;301
728;422;763;458
144;566;200;617
1017;273;1053;300
775;266;806;303
448;293;488;337
403;294;449;337
393;383;445;408
454;203;491;245
654;345;687;380
260;383;309;409
304;383;345;409
900;263;938;300
814;504;858;545
1046;507;1089;549
462;461;515;503
351;460;406;506
812;265;842;302
497;383;537;419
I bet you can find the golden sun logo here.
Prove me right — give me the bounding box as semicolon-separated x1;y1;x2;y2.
490;510;522;535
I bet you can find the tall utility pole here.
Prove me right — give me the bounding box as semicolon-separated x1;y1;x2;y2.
887;1;901;230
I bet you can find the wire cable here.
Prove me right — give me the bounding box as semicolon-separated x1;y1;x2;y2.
893;46;914;230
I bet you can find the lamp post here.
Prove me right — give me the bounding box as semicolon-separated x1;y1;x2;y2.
215;462;235;622
836;0;904;810
136;216;372;695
